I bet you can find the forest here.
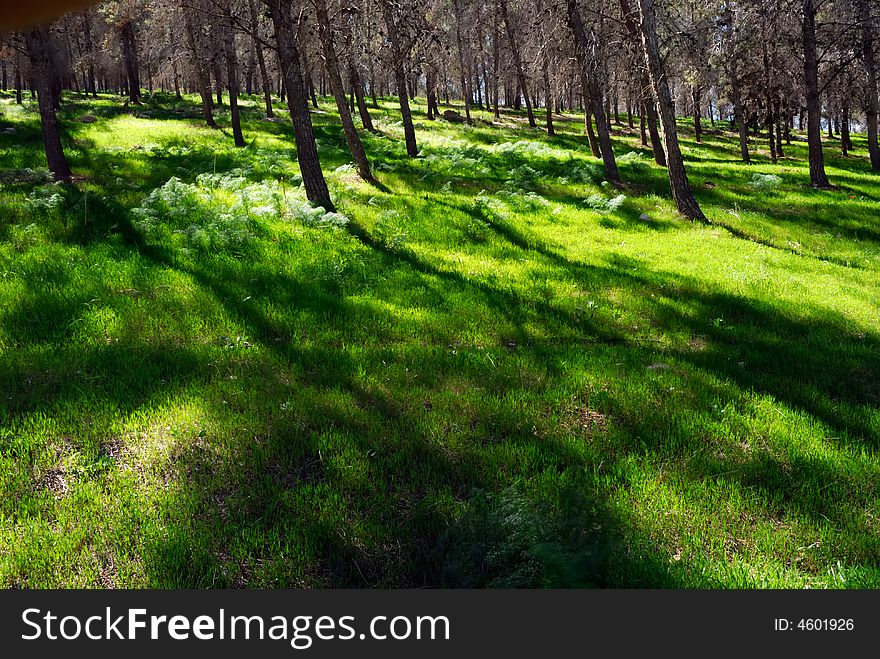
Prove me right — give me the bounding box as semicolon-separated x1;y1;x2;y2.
0;0;879;589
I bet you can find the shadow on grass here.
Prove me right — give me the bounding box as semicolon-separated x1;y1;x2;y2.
4;93;880;588
130;204;880;586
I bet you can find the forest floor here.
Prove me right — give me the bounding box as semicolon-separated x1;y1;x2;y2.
1;90;879;588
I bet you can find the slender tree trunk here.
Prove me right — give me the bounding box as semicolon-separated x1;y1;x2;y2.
618;0;665;166
858;0;880;170
498;0;536;128
379;0;419;157
452;0;473;125
480;60;490;114
762;38;777;163
313;0;373;182
426;67;438;119
82;12;97;97
369;63;378;107
120;21;141;105
24;26;72;181
768;108;777;164
724;2;750;163
265;0;333;209
249;0;274;118
172;60;182;99
304;59;319;109
213;55;224;106
222;12;245;148
692;85;701;143
639;100;648;145
635;0;705;220
582;87;601;158
604;82;612;129
350;63;376;132
802;0;831;188
183;8;217;128
566;0;620;184
14;50;23;105
775;101;785;157
591;87;621;185
492;1;501;120
543;55;554;136
244;43;255;96
841;97;852;155
613;76;622;125
643;90;665;165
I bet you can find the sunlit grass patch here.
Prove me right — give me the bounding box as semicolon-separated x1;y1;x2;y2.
1;91;879;588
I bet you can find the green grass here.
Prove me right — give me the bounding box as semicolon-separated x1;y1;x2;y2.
1;89;879;588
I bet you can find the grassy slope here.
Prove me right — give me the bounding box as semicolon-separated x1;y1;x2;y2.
0;90;879;588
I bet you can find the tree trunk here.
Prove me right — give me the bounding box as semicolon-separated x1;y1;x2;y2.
639;101;648;145
476;67;483;108
642;90;665;166
858;0;880;170
82;12;98;97
213;55;224;106
350;63;376;132
635;0;705;220
583;90;601;158
492;1;501;120
369;63;378;107
591;87;621;185
567;0;620;184
498;0;536;128
265;0;333;209
25;26;72;181
482;58;493;113
305;59;319;109
313;0;374;182
762;38;777;163
379;0;419;157
249;0;274;118
543;55;555;136
14;49;23;105
841;97;852;155
731;91;749;164
183;8;217;128
767;107;777;163
775;102;785;157
802;0;831;188
222;13;245;148
120;21;141;105
692;84;701;143
452;0;473;125
617;0;665;166
723;2;750;164
172;59;182;99
426;67;439;120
